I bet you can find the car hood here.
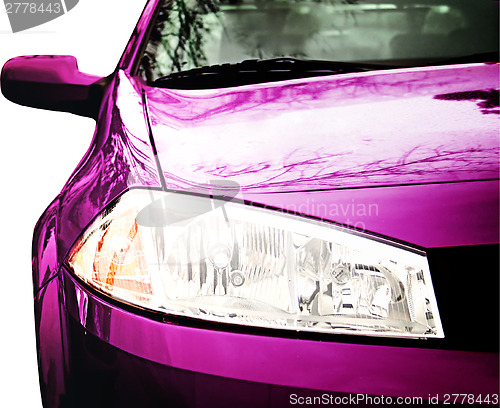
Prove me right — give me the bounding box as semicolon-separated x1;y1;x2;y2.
141;63;499;248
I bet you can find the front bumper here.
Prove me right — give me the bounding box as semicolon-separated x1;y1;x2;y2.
51;266;499;407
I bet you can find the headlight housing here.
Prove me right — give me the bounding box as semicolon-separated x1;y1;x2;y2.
67;189;444;339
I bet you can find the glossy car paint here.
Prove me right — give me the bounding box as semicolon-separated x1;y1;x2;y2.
12;0;499;405
147;64;499;192
60;270;498;396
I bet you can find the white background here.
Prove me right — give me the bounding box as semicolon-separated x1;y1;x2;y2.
0;1;147;406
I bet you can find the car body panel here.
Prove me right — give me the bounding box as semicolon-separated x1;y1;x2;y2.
145;63;499;194
244;180;500;248
53;72;162;271
60;270;499;399
34;277;68;408
32;196;60;293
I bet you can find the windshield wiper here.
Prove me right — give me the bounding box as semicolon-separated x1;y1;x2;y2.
152;57;395;90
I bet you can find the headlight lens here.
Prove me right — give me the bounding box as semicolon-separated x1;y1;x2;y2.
67;189;443;339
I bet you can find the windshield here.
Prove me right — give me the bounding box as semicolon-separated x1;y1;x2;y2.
139;0;499;82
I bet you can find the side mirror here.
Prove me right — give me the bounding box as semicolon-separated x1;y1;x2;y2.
1;55;110;119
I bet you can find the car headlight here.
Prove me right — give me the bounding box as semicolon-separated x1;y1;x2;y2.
67;188;443;339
